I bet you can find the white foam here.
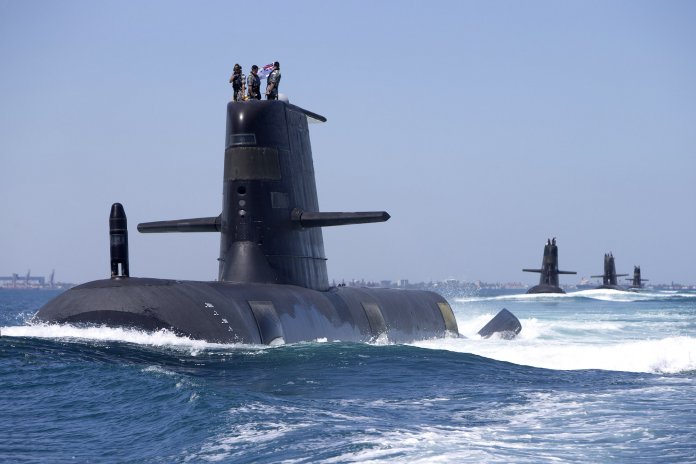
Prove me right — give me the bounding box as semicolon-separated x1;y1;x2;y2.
453;312;626;343
571;289;662;302
0;322;246;352
319;393;630;463
189;402;343;462
413;335;696;374
454;292;569;303
187;381;696;464
455;289;696;303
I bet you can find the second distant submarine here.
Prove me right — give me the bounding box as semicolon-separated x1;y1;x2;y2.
523;238;576;294
592;252;629;291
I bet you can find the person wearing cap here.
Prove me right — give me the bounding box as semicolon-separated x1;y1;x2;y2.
247;65;261;100
229;63;246;102
265;61;281;100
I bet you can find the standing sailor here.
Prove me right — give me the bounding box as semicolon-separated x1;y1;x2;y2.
229;64;245;102
247;65;261;100
265;61;281;100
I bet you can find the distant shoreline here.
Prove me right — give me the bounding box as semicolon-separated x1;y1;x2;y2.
4;279;693;292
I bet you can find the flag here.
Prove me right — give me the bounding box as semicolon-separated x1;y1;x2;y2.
258;63;274;80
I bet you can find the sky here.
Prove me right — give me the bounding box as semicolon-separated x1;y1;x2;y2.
1;0;695;286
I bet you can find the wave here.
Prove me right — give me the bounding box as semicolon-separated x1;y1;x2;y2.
413;334;696;374
462;315;625;340
183;374;696;464
444;306;696;374
1;323;521;375
454;288;696;304
4;313;694;375
0;323;249;355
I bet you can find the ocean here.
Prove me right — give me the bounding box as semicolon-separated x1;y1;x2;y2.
1;288;695;463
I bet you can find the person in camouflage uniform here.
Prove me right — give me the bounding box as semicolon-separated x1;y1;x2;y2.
247;65;261;100
229;63;245;102
265;62;281;100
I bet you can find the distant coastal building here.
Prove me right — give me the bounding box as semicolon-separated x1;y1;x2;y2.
0;270;73;289
330;277;693;292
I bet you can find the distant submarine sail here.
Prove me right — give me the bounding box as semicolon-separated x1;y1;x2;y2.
592;252;629;291
626;265;648;289
35;100;521;344
522;238;576;294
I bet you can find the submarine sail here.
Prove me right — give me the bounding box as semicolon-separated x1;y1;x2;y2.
592;252;629;291
523;238;576;294
626;265;648;289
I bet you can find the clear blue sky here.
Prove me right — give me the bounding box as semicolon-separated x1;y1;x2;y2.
1;0;695;285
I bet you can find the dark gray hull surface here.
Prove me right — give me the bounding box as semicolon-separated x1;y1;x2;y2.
526;284;565;294
595;284;628;292
36;278;459;344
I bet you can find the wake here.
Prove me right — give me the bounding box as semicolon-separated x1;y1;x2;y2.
455;289;696;303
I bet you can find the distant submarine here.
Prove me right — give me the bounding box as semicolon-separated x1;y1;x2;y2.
626;265;648;290
592;252;628;291
34;100;521;344
523;238;576;294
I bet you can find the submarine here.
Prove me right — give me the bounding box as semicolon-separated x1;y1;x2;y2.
522;238;576;294
591;252;628;291
34;99;521;344
626;265;648;289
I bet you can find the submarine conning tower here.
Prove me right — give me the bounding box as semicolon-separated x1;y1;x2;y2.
599;253;618;286
626;265;648;288
591;252;628;289
220;101;328;289
138;100;388;291
522;238;576;293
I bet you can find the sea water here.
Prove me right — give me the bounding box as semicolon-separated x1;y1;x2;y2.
1;288;695;463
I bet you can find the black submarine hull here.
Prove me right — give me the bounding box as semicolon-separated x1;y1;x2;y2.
34;99;522;344
526;284;565;294
35;278;460;344
595;284;628;291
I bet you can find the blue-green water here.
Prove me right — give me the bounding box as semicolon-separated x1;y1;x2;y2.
1;288;695;463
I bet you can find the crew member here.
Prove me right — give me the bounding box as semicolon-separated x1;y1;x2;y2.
247;65;261;100
229;64;245;102
265;61;281;100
